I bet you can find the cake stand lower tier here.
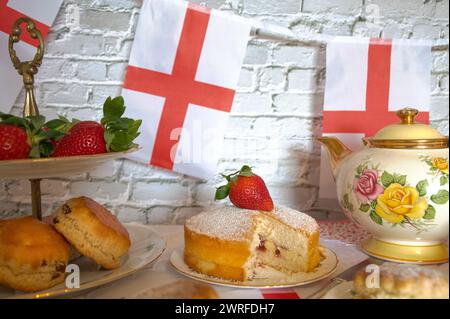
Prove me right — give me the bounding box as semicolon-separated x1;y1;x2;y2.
0;149;137;220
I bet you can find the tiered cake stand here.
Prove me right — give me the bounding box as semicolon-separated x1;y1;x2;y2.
0;18;135;220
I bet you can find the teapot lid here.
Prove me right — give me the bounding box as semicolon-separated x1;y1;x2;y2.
366;108;448;149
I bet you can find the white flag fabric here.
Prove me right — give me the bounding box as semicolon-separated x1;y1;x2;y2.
122;0;251;179
0;0;63;113
320;37;431;200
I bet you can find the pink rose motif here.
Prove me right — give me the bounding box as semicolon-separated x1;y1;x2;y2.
353;169;384;203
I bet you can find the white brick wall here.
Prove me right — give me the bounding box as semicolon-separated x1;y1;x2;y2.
1;0;449;223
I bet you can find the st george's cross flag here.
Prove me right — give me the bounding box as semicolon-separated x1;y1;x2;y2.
122;0;251;179
319;37;432;200
0;0;63;113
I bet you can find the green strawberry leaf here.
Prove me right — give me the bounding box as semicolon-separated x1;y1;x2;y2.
239;165;254;177
431;190;449;205
423;205;436;220
416;180;429;197
370;210;383;225
359;203;370;212
101;96;141;152
28;115;46;132
380;171;394;187
215;184;230;200
39;141;54;158
103;96;125;122
28;145;41;158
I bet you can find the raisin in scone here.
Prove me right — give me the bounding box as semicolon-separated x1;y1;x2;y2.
0;217;70;292
184;206;321;281
52;197;130;269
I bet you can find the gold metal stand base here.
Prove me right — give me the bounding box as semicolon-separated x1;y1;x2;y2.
361;237;449;264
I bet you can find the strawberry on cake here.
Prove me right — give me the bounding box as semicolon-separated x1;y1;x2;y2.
184;166;322;281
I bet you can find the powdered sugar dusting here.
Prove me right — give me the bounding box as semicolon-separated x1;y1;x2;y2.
186;206;257;241
269;206;319;235
186;205;319;240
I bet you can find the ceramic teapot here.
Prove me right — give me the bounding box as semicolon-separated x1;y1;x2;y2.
319;108;449;264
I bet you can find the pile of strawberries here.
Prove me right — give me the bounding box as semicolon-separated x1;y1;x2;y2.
0;96;141;161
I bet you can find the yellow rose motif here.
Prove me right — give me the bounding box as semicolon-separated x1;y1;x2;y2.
375;183;428;224
432;157;449;175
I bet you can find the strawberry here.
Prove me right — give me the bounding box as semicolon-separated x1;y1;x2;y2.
0;124;30;160
50;96;141;157
51;121;106;157
215;165;274;212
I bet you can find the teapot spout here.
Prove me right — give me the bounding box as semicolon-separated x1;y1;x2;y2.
317;136;352;179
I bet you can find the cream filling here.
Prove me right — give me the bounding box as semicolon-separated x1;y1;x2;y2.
243;214;311;280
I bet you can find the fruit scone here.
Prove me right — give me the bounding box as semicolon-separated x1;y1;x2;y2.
0;217;70;292
184;206;321;281
52;197;131;269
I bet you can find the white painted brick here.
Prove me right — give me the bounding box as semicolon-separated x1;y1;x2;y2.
439;74;449;92
69;181;128;200
192;183;217;203
120;159;182;181
45;33;105;56
431;120;449;136
273;46;319;68
237;68;254;89
88;159;123;179
89;85;123;104
352;21;382;37
147;206;175;224
302;0;362;15
79;9;132;32
132;182;189;202
368;0;435;18
259;67;285;92
433;51;449;73
411;24;442;40
435;0;449;19
243;44;269;65
172;206;204;224
243;0;301;14
65;107;102;121
287;69;317;92
116;205;147;224
232;92;272;113
269;185;317;210
40;82;91;105
382;23;407;38
272;93;323;116
5;180;68;198
76;61;108;81
430;96;450;120
79;0;143;10
107;62;127;80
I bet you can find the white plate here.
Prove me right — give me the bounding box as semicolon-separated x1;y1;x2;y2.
0;222;165;299
0;148;137;179
321;280;355;299
170;246;338;289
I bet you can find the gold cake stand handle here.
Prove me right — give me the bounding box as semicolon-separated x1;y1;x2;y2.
8;17;45;220
8;16;44;117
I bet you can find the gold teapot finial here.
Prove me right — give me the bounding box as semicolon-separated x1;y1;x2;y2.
397;108;419;125
8;17;44;117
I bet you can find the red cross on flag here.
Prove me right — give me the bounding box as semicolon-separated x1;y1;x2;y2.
122;0;250;179
0;0;63;113
319;37;432;200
